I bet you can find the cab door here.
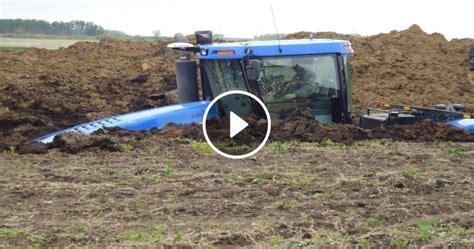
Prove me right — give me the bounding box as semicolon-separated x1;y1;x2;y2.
201;59;254;116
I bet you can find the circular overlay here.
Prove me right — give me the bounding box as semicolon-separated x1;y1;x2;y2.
202;90;271;159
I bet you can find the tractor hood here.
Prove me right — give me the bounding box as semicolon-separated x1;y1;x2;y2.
447;119;474;132
35;101;217;144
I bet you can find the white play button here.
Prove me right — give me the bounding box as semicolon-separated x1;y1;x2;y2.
202;90;271;159
229;111;249;138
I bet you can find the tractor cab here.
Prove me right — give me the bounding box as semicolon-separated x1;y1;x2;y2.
191;33;354;123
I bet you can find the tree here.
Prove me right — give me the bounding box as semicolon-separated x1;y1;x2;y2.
152;30;161;37
213;33;224;40
0;19;106;36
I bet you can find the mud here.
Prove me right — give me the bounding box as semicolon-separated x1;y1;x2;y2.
1;26;474;247
23;110;471;155
1;139;473;247
0;39;176;145
1;25;474;146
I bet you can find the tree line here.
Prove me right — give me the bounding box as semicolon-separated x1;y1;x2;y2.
0;19;106;36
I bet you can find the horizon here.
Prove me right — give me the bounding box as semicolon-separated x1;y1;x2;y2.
1;0;474;40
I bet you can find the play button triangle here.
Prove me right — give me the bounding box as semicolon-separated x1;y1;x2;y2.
229;112;249;138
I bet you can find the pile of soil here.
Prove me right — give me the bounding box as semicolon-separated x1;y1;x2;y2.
16;111;474;154
1;25;474;146
286;25;474;112
0;39;177;145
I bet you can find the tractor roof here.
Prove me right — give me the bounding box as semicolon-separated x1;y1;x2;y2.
197;39;353;59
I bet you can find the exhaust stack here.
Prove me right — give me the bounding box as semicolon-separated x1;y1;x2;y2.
172;33;199;103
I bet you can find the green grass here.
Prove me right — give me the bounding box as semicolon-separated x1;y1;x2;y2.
0;228;48;247
163;165;176;176
124;225;167;245
267;142;288;154
190;141;213;154
150;173;161;184
403;167;424;177
359;215;385;232
118;143;133;153
389;236;410;249
313;191;332;199
252;171;270;185
0;46;27;52
282;174;312;189
115;170;128;178
413;219;442;242
447;148;461;157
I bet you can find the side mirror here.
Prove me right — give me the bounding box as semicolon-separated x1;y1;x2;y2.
246;59;261;81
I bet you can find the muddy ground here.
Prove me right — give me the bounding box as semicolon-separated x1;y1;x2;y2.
1;25;474;145
1;139;473;247
0;39;177;145
1;25;473;247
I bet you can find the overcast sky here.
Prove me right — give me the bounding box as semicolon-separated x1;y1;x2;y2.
1;0;473;39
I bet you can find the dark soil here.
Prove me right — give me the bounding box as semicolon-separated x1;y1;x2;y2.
0;39;177;145
21;110;471;155
1;139;472;247
1;25;474;146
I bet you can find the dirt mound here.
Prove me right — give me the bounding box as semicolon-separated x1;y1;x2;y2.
286;25;474;113
24;111;472;154
369;119;474;142
271;110;368;143
0;39;177;145
2;25;474;146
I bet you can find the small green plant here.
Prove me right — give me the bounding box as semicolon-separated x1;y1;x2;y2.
447;148;461;157
115;170;127;178
268;235;284;248
283;174;311;189
0;228;28;238
190;141;213;154
150;173;161;184
403;167;423;177
338;143;349;150
231;175;245;184
313;191;331;199
274;200;297;210
79;225;91;235
363;148;375;157
124;230;144;241
359;215;385;232
8;145;16;154
389;236;410;249
164;165;176;176
0;228;47;246
124;225;167;244
173;234;183;244
355;238;373;248
163;194;177;203
119;143;134;152
267;142;288;154
414;219;441;242
320;138;335;147
252;171;269;185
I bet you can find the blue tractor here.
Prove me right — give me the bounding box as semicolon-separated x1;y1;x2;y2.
35;31;473;143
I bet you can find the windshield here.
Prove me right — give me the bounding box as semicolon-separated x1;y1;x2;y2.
202;59;254;116
257;54;340;121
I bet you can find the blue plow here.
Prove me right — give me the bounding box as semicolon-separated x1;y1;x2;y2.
35;101;217;144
